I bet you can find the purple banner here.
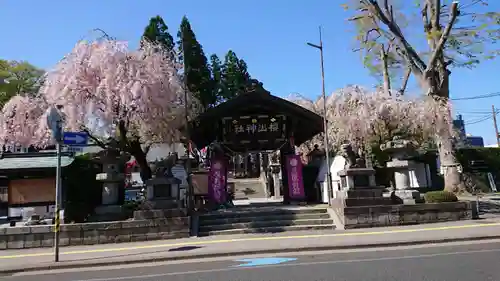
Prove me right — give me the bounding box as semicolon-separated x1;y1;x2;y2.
208;157;227;204
286;154;305;200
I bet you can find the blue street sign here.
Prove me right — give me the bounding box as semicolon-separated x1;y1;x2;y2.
233;257;297;267
63;132;88;146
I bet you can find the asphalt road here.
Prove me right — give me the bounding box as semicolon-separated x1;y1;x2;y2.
6;240;500;281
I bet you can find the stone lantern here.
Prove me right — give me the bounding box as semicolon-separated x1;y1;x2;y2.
94;148;128;216
380;137;420;204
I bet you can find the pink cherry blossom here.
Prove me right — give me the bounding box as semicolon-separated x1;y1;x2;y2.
0;95;52;148
288;86;453;156
0;39;198;151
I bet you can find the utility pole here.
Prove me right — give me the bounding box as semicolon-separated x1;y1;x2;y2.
180;39;194;214
307;26;333;202
492;104;500;147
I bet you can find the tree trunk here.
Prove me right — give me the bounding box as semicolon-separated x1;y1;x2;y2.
128;141;152;183
436;134;464;193
422;70;466;194
116;120;152;183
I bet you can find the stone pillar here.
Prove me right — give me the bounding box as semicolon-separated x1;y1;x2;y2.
280;141;295;204
270;164;281;198
394;168;411;190
387;159;420;204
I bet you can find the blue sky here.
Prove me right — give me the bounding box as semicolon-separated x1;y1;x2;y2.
1;0;499;144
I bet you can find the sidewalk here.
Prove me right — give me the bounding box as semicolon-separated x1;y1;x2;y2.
2;218;500;274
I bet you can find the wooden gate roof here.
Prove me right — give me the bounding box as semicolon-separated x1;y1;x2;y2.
189;89;323;151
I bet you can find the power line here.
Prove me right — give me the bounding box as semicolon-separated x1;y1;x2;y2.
451;91;500;101
464;115;492;125
459;110;497;115
463;109;500;125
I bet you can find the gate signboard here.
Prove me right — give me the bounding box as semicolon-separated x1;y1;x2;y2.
221;115;287;147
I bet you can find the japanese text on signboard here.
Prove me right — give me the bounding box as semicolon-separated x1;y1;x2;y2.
286;155;305;200
209;159;226;204
222;115;286;144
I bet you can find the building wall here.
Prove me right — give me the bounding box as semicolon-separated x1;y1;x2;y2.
466;136;485;147
0;178;7;217
9;178;56;205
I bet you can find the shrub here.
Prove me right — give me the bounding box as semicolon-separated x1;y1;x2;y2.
63;155;102;223
424;191;458;203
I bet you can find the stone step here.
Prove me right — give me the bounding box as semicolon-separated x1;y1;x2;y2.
199;224;336;236
140;199;179;210
133;209;186;220
344;197;393;207
200;212;331;226
345;189;383;198
349;186;386;190
88;213;128;222
199;218;333;232
200;207;328;220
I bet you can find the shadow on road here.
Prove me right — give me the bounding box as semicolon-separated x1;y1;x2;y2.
67;245;206;262
168;246;203;252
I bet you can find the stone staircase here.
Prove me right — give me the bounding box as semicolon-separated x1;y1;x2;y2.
197;205;335;236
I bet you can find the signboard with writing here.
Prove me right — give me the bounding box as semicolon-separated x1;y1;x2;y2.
286;154;305;200
208;157;227;204
221;115;286;145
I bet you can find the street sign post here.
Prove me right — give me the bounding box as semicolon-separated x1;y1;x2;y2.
46;106;63;263
63;132;88;146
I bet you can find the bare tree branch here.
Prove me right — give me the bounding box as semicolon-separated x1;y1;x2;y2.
380;44;391;95
425;2;459;74
422;1;430;31
144;144;152;155
399;67;411;95
81;127;107;149
432;0;441;29
361;0;428;74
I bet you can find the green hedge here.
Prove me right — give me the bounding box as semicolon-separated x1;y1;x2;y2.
424;191;458;203
63;154;102;223
456;148;500;172
456;147;500;193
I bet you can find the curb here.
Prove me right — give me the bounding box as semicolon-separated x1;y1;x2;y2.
2;234;500;276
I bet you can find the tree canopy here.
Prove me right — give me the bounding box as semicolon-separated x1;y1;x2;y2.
0;60;45;108
141;15;176;61
289;86;453;162
219;50;251;100
0;39;198;181
343;0;499;192
177;16;216;110
345;0;499;96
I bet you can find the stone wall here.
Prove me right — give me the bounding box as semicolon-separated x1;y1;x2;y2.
0;217;190;250
332;200;478;229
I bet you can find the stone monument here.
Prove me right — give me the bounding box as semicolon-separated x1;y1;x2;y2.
380;137;421;204
333;143;392;207
133;155;184;220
